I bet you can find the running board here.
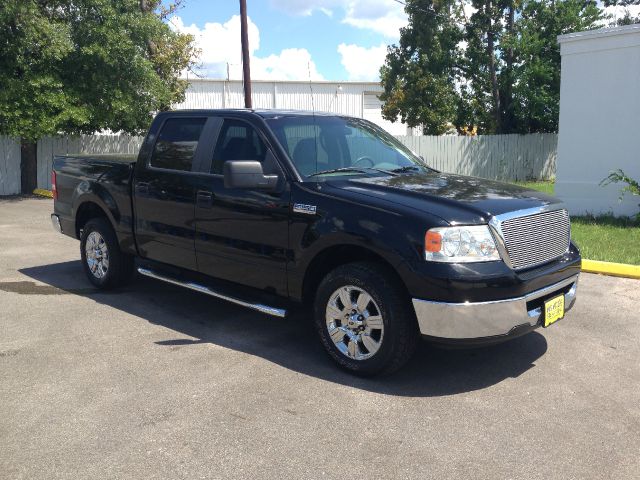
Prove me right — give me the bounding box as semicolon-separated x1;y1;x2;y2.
137;267;287;318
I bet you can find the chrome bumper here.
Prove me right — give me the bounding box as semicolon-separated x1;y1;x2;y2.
412;275;579;339
51;214;62;233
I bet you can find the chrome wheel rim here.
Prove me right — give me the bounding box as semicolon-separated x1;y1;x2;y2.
325;285;384;361
85;231;109;279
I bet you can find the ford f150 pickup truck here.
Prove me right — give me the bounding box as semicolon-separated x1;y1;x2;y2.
51;109;581;375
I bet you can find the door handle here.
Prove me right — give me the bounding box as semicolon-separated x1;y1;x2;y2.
196;190;213;209
136;182;150;195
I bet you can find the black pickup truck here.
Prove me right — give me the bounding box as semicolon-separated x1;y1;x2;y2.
51;109;581;375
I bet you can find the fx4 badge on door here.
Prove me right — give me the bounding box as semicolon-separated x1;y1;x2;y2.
293;203;317;215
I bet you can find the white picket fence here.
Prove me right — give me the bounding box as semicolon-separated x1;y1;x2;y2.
0;133;556;195
0;137;21;196
36;135;144;190
396;133;557;182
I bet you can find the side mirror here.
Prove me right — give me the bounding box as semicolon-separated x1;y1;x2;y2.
223;160;279;190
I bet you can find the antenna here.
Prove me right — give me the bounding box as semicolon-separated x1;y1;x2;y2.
307;61;316;113
308;61;318;176
327;84;342;113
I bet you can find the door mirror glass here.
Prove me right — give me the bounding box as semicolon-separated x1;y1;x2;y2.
223;161;279;190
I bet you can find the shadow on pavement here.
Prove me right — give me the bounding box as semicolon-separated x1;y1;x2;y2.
19;260;548;397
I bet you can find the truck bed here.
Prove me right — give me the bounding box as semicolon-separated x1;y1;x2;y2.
52;153;137;247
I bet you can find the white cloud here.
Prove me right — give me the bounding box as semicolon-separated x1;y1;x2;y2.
462;2;477;21
337;43;388;81
603;3;640;23
169;15;324;81
253;48;324;80
270;0;407;39
342;0;407;39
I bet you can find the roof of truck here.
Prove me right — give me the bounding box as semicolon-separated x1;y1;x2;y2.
165;109;353;119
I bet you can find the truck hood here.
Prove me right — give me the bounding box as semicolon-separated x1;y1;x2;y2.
331;171;560;225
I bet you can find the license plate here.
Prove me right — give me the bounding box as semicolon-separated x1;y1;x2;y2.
544;295;565;327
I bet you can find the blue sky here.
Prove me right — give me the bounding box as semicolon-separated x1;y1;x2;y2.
168;1;639;82
168;0;408;81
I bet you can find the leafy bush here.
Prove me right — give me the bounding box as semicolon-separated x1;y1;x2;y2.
600;169;640;218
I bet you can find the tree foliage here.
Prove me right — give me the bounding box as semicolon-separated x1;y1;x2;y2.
380;0;605;135
0;0;197;141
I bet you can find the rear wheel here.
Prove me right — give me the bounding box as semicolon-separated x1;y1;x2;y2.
80;218;134;289
313;262;419;376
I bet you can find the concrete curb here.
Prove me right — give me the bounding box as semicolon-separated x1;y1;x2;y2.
582;259;640;280
33;189;53;198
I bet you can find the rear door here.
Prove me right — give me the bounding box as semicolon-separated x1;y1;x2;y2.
133;115;211;271
192;116;291;296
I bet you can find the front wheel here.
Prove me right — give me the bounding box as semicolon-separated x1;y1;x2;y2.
313;262;419;376
80;218;134;289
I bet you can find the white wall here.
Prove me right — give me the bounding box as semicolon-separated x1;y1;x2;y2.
556;25;640;216
175;79;412;136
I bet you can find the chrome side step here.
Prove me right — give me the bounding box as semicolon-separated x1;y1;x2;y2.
137;267;287;318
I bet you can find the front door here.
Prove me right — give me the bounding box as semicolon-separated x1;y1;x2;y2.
193;117;290;296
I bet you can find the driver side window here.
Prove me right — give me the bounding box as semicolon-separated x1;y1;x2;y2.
211;120;267;174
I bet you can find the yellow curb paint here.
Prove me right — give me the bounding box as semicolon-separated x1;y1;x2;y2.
32;189;53;198
582;259;640;280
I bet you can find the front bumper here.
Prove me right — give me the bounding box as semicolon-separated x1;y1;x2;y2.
412;274;579;341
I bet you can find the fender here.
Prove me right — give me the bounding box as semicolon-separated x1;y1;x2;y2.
71;180;137;254
287;182;447;302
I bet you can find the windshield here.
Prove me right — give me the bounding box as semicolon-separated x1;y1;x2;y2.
265;115;431;179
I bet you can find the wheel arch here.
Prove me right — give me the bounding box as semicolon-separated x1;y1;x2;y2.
300;244;410;305
74;199;116;239
71;180;121;239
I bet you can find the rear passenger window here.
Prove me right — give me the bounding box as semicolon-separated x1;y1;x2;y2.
211;120;267;174
150;117;206;171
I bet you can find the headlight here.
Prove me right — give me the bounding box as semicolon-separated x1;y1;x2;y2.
425;225;501;263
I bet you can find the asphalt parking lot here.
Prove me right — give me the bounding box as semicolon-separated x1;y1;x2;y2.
1;197;639;480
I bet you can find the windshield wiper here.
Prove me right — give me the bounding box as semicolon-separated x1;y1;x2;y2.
389;165;422;173
307;167;396;178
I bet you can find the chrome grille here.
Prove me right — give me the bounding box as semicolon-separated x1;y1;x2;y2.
499;209;570;270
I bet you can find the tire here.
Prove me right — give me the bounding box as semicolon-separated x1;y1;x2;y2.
313;261;419;376
80;217;134;289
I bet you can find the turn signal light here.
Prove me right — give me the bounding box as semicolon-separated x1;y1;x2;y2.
425;230;442;252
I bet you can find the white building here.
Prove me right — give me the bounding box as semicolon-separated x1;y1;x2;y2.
556;24;640;216
174;79;419;136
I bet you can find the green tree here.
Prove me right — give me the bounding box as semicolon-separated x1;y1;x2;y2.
0;0;197;193
380;0;465;134
511;0;601;133
381;0;604;135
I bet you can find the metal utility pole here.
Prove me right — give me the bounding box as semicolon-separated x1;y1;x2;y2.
239;0;252;108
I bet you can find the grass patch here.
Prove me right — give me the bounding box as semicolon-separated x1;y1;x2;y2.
571;215;640;265
509;181;639;265
513;181;555;195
